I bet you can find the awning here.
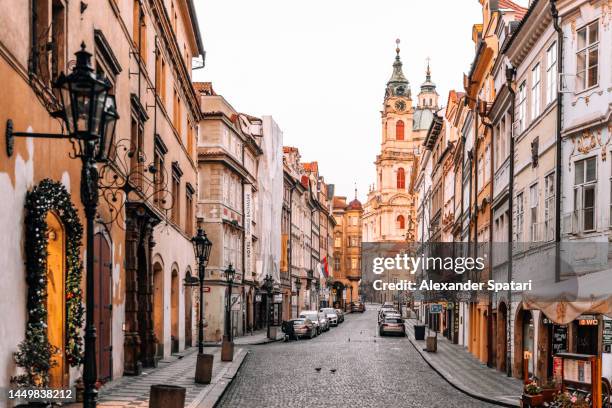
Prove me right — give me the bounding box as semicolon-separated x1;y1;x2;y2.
522;269;612;324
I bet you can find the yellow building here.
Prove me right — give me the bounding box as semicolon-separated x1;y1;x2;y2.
332;195;363;309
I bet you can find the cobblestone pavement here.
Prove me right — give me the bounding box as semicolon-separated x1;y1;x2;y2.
217;307;497;408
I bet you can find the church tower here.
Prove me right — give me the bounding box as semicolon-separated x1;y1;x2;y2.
362;40;436;243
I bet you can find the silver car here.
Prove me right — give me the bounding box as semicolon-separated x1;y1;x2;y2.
379;316;406;336
319;307;338;326
299;311;328;334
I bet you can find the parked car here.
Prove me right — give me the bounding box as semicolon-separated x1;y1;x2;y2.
300;311;329;334
335;309;345;323
290;318;317;339
352;302;365;313
379;316;406;336
378;308;399;324
319;307;339;326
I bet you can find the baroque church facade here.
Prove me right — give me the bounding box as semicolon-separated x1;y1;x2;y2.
362;41;439;243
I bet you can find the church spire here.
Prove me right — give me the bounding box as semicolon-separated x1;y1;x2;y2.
385;39;411;100
420;57;436;93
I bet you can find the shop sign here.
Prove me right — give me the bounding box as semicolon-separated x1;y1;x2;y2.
273;294;283;303
578;315;598;326
603;320;612;347
552;325;568;355
255;294;262;302
429;304;443;314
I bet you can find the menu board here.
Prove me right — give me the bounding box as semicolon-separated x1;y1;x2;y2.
552;325;568;354
603;320;612;346
563;359;592;384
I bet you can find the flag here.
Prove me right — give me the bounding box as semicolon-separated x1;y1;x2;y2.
322;256;329;278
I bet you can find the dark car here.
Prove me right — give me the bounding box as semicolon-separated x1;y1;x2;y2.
352;302;365;313
335;309;345;323
290;318;317;339
379;317;406;336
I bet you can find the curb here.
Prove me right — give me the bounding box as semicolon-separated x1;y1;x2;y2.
195;348;249;408
407;336;519;407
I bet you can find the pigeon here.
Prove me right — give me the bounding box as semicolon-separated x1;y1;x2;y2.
330;369;337;373
315;367;321;372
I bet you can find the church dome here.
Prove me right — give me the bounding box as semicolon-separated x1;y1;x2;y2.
385;39;411;99
413;108;434;130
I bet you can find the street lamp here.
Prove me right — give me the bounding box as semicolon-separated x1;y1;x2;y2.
6;43;117;408
222;264;235;362
295;277;302;318
315;280;321;310
191;226;214;384
263;274;274;338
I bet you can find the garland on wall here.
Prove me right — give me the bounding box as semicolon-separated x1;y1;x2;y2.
11;179;84;387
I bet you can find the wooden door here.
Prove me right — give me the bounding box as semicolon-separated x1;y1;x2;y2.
94;233;113;382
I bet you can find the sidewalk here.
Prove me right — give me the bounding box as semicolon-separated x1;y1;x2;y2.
405;319;522;407
205;329;284;347
66;346;248;408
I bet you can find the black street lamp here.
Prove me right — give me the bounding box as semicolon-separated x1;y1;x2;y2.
191;226;214;384
222;264;235;361
6;43;117;408
263;274;274;338
295;277;302;318
315;280;321;310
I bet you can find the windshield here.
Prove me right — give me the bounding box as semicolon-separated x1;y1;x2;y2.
300;313;317;320
293;319;307;325
321;308;336;314
385;318;404;324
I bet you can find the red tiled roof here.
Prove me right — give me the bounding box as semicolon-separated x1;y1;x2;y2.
333;196;347;209
283;146;298;154
347;198;363;211
300;175;309;188
499;0;527;19
193;82;216;95
303;162;319;173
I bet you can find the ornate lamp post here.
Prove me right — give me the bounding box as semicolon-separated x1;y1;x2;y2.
191;227;214;384
263;274;274;338
222;264;235;361
315;280;321;310
6;43;117;408
295;277;302;318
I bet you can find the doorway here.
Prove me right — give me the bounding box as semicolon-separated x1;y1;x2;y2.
153;262;164;359
184;270;193;348
171;269;179;354
46;211;67;388
94;233;113;382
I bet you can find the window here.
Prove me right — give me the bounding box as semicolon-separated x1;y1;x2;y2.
477;154;484;188
334;236;341;248
131;117;144;187
31;0;66;85
529;184;539;241
351;257;358;270
396;215;405;230
187;121;194;157
516;192;524;241
132;0;147;64
350;216;358;226
397;167;405;189
484;145;491;184
546;42;557;104
517;81;527;133
334;257;341;271
531;64;541;119
185;185;194;236
576;21;599;91
349;236;359;247
155;50;166;103
544;173;554;240
173;89;182;135
153;148;165;207
574;157;596;231
396;120;405;141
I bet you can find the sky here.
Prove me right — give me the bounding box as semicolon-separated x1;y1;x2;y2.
193;0;499;202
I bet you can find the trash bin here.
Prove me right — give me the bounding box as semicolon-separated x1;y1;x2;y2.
414;324;426;340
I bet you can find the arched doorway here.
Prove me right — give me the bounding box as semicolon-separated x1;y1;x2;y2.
497;302;507;372
94;232;113;382
170;268;179;353
153;262;164;358
332;281;345;310
514;305;534;379
184;270;193;348
46;211;67;388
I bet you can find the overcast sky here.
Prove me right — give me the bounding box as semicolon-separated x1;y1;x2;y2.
193;0;507;202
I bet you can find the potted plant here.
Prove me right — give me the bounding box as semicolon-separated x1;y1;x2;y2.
540;379;558;402
523;381;544;407
552;390;590;408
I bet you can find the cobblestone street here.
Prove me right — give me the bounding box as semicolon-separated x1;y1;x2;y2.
217;308;497;408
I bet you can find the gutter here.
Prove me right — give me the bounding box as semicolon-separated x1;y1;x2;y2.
186;0;205;55
505;65;516;378
551;0;563;283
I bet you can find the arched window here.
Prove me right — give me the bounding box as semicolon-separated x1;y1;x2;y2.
397;167;405;189
397;215;405;230
396;120;405;141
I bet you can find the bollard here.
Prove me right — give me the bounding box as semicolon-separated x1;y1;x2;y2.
149;384;185;408
195;353;214;384
426;335;437;352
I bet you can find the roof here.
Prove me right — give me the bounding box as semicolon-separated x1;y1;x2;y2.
498;0;528;20
303;162;319;173
333;196;347;209
194;82;216;96
347;198;363;211
501;0;540;54
283;146;299;154
186;0;205;55
413;108;434;130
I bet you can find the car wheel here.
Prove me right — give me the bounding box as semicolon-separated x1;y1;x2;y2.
310;330;315;339
379;329;384;336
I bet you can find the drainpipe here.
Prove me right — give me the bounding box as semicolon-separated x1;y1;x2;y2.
551;0;563;283
505;65;516;377
482;119;494;369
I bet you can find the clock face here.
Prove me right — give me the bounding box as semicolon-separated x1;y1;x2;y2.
395;100;406;112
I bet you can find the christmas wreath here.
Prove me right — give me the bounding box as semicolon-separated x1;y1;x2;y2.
12;179;84;387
